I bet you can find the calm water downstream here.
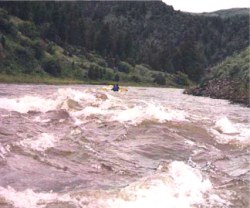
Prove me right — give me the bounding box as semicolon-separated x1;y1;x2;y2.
0;84;249;208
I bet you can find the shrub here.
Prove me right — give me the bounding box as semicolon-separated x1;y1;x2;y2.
18;22;39;39
114;74;120;82
32;41;45;60
103;70;114;80
1;35;6;48
87;63;104;80
130;75;141;82
42;58;61;77
15;46;33;63
47;43;56;55
154;73;166;85
118;61;133;73
96;58;107;67
0;19;17;36
175;71;190;86
0;8;8;19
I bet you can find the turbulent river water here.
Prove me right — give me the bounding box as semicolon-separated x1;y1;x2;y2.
0;84;249;208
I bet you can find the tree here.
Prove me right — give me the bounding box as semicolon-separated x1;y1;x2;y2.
95;24;111;56
1;35;6;48
33;41;44;60
154;73;166;85
42;58;61;77
19;22;39;38
177;38;205;82
118;61;133;73
87;64;103;80
114;74;120;82
0;44;4;59
85;24;96;51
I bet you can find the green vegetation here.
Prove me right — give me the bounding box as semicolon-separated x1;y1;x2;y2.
0;6;192;86
0;2;249;87
0;73;84;85
186;47;250;106
208;47;249;88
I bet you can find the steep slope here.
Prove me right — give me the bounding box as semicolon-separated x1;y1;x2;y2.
0;1;249;83
1;7;183;86
185;47;249;106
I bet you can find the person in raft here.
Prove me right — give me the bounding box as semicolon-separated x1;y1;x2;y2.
112;84;119;91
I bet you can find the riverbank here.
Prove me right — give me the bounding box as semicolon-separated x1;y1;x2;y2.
184;78;249;107
185;47;249;108
0;73;84;85
0;73;167;87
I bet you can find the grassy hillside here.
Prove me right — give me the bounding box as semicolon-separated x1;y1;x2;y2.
208;47;249;85
185;47;250;106
0;1;249;83
1;7;189;86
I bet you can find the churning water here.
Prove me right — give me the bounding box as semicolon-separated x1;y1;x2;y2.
0;84;249;208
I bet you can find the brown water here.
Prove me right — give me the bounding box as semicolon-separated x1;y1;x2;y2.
0;84;249;208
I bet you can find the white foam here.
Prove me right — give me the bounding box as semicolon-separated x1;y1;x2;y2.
111;106;144;124
0;186;73;208
0;144;10;159
111;103;187;125
215;117;238;134
70;101;187;126
18;133;57;152
239;125;250;140
212;117;250;144
0;186;105;208
46;88;189;125
0;88;188;125
0;88;98;114
79;106;108;117
108;161;223;208
0;96;57;113
33;116;51;123
184;139;196;146
57;88;96;103
0;162;228;208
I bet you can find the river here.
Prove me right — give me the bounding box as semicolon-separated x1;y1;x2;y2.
0;84;249;208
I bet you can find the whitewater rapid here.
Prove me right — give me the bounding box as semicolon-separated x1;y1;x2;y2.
0;84;249;208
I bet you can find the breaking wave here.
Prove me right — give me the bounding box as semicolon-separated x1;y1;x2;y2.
0;88;188;125
17;133;57;152
0;85;249;208
0;161;228;208
211;117;250;145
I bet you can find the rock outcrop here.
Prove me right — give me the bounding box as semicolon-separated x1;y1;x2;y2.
185;78;249;107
